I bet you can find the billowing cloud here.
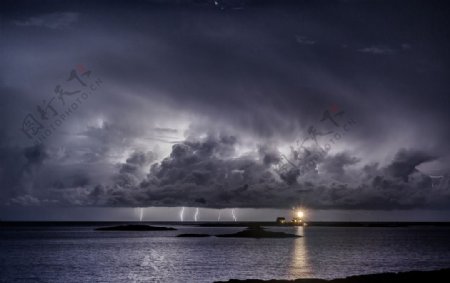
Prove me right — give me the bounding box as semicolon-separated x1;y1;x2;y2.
32;134;445;210
1;0;449;212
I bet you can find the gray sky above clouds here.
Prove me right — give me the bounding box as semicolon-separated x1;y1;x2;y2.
1;0;450;220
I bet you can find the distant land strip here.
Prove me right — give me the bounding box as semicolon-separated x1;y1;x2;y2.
2;221;450;228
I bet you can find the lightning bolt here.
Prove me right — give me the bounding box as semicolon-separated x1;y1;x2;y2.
217;210;222;221
194;207;199;222
231;208;237;222
139;207;144;222
179;207;185;222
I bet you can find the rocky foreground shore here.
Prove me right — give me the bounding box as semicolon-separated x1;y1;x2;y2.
215;268;450;283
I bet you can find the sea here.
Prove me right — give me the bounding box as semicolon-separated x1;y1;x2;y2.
1;223;450;282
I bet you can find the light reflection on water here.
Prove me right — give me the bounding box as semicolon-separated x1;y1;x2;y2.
289;226;313;279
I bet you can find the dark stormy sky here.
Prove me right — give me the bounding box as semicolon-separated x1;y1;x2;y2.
1;0;450;221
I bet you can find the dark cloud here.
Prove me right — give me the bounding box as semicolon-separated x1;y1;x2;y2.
119;151;157;174
63;135;448;210
385;149;436;181
13;12;79;30
1;0;449;212
24;144;48;166
258;145;281;166
321;152;359;174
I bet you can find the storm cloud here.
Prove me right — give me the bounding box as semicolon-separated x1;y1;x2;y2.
1;0;449;212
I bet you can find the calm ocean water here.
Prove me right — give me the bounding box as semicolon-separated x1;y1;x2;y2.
1;224;450;282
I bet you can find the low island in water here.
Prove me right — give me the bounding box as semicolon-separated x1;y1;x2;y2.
95;224;176;231
216;226;300;238
177;226;300;238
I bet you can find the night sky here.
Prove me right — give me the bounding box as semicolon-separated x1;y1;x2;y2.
1;0;450;221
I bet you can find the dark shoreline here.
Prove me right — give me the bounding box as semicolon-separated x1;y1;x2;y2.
215;268;450;283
